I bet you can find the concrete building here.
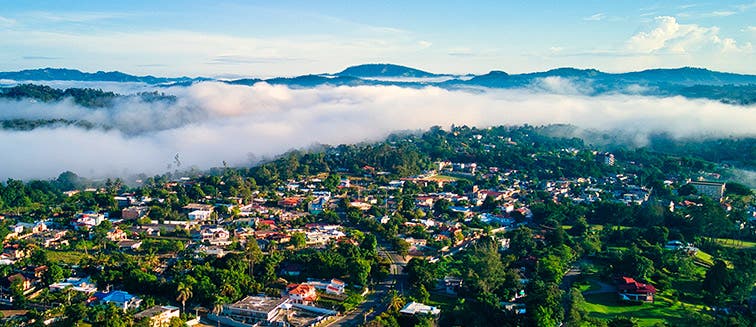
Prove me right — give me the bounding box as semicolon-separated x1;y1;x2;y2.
134;305;180;327
400;301;441;316
221;296;288;324
689;180;726;200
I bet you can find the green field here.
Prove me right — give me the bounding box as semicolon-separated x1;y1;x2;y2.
46;250;92;265
582;292;701;326
694;250;714;266
714;238;756;249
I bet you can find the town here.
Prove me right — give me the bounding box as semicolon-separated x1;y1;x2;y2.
0;125;753;327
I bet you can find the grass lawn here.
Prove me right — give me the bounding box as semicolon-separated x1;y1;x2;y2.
575;279;602;293
46;250;92;265
582;292;701;326
714;238;756;249
430;174;460;181
694;250;714;267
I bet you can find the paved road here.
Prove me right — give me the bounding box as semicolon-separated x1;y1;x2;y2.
328;248;407;327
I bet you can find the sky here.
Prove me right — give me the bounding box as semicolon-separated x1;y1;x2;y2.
0;0;754;78
0;0;756;78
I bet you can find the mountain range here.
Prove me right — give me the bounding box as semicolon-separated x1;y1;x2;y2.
1;64;755;104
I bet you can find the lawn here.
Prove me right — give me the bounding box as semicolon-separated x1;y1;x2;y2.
714;238;756;249
575;279;602;293
430;175;460;182
46;250;92;265
693;250;714;267
582;292;700;326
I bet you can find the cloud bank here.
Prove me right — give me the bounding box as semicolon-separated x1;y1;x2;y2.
0;81;754;180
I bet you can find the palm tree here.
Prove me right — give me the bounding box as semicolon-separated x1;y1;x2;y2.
387;291;405;313
212;296;225;327
176;282;193;314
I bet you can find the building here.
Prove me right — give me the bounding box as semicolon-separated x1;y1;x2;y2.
49;276;98;294
400;302;441;316
72;212;105;230
188;210;213;221
689;181;726;200
287;284;318;304
134;305;180;327
117;239;143;251
195;227;231;246
220;296;288;324
94;290;143;311
617;277;656;303
122;206;150;220
598;152;615;166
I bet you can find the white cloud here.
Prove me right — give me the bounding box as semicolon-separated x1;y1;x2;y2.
0;82;753;180
584;13;606;21
0;16;16;27
626;16;752;54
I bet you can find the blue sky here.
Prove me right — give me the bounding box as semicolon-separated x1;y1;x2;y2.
1;0;754;77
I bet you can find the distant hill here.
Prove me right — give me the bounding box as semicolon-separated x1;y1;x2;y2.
336;64;439;78
0;68;198;84
1;65;754;104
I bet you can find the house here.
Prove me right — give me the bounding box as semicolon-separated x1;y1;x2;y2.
287;283;318;304
0;273;32;294
134;305;180;327
278;197;301;209
182;203;214;213
400;301;441;316
196;245;226;258
94;290;143;312
72;212;105;230
325;279;345;295
106;228;128;242
195;227;231;246
219;296;288;324
438;276;463;295
49;276;98;294
122;206;150;220
117;240;142;251
188;210;212;221
617;277;657;303
304;278;346;296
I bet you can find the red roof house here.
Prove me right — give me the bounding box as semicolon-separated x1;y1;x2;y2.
617;277;657;302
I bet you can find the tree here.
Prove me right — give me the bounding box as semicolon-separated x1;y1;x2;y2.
725;182;752;196
463;238;506;294
176;282;193;314
212;296;225;327
405;258;437;290
702;260;730;306
245;240;263;277
394;238;410;260
43;263;65;286
290;232;306;249
360;233;377;254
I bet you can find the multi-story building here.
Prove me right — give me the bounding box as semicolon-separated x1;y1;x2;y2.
689;180;726;200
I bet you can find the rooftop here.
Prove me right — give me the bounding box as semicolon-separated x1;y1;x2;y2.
227;296;287;313
400;301;441;316
134;305;179;319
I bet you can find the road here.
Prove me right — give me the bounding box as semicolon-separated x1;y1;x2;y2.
328;248;407;327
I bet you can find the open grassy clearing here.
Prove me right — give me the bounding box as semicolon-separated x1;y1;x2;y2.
714;238;756;249
582;292;702;326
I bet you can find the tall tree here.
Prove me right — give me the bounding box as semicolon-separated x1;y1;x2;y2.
176;282;193;314
245;239;263;277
